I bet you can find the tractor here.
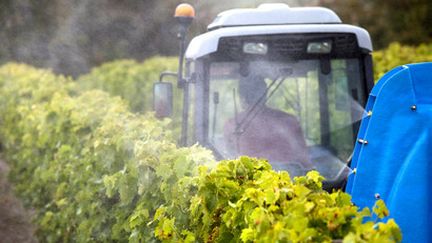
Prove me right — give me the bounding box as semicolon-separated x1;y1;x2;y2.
154;3;373;189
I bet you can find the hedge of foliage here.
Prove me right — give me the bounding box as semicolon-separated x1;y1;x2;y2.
0;63;401;242
77;57;179;114
77;57;183;140
0;63;213;242
155;158;401;242
373;42;432;79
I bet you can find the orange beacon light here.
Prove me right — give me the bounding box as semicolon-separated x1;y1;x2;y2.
174;3;195;18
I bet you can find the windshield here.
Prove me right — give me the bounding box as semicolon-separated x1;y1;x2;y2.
208;59;365;179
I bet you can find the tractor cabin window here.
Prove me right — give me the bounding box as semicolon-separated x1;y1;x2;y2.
208;59;364;179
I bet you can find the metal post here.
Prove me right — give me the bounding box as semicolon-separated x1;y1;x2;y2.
177;26;187;88
176;18;192;147
174;4;194;147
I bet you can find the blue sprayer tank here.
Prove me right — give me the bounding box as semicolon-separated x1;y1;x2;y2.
346;62;432;243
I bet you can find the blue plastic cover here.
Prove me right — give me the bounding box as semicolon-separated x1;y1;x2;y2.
346;62;432;243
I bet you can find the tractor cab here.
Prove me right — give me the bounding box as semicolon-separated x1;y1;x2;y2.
155;4;374;189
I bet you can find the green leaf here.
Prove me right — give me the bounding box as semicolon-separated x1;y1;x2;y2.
173;155;188;178
240;228;254;242
103;174;119;198
373;199;390;219
129;209;149;229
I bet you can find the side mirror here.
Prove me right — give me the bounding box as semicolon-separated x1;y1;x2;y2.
153;82;173;118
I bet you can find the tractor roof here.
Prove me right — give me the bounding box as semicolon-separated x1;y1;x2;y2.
185;24;373;60
207;4;342;31
185;4;372;60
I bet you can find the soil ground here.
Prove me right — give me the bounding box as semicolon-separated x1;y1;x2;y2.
0;160;37;243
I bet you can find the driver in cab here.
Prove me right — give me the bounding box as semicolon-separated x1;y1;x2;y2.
224;75;314;171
